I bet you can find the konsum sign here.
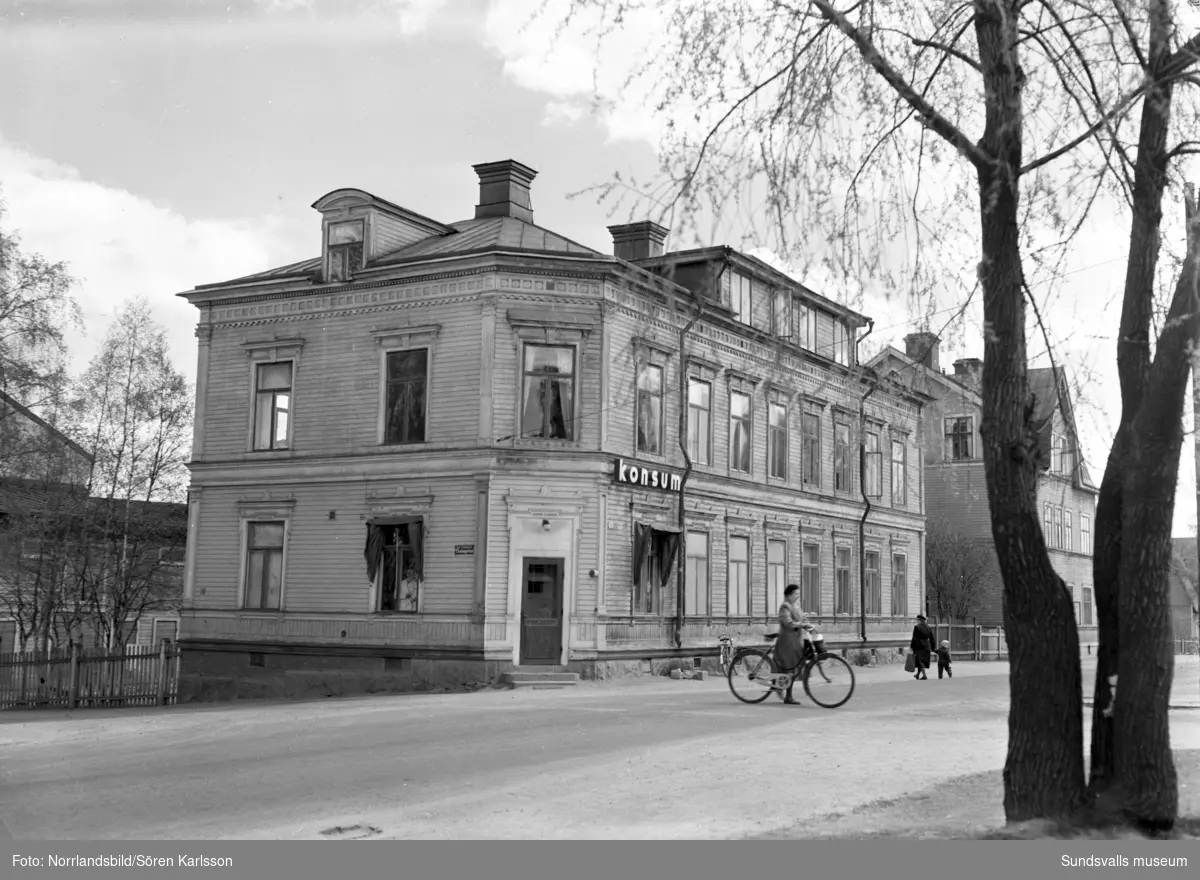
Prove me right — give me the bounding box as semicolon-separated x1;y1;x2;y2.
613;458;683;492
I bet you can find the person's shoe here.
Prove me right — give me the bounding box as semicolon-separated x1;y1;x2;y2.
784;697;800;704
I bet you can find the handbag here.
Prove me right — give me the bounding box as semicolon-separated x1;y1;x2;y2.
904;652;916;673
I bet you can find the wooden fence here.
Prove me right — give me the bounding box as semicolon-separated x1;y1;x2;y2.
0;641;180;711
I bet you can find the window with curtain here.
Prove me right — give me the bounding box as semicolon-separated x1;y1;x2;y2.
794;301;815;351
385;349;428;445
521;344;575;440
891;438;907;505
768;400;788;479
244;521;285;610
730;390;752;473
772;290;790;337
891;554;907;617
632;525;680;615
864;430;881;498
833;321;851;365
364;520;424;613
253;362;292;450
637;362;664;455
801;411;820;487
834;420;851;492
731;272;752;324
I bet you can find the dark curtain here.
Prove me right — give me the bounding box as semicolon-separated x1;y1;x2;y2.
658;531;681;587
407;520;424;580
632;523;652;589
364;525;386;582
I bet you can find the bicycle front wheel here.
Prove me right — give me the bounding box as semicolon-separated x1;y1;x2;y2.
802;652;856;708
727;649;776;704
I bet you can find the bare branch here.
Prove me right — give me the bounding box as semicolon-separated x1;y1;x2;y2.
911;37;982;73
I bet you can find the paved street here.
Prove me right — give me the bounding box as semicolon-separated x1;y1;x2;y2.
2;657;1199;840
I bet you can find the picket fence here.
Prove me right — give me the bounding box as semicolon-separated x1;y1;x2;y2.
0;641;180;711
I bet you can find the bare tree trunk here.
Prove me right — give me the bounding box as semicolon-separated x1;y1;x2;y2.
974;0;1087;822
1089;0;1178;812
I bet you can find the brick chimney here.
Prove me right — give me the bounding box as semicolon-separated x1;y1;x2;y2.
608;221;669;261
473;160;537;224
904;331;941;373
953;357;983;391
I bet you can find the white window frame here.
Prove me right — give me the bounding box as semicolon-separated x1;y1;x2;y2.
636;359;666;457
834;545;853;615
684;530;710;616
864;429;882;498
251;361;294;452
235;500;295;613
864;548;881;616
833;320;851;366
374;325;440;446
518;341;579;443
325;218;366;283
772;289;791;337
768;396;789;481
891;436;907;506
727;534;750;617
794;300;816;351
242;338;304;454
729;388;753;475
833;417;852;493
891;552;908;618
1081;513;1092;555
801;542;821;614
687;376;713;466
731;272;753;324
767;538;787;613
801;408;821;488
1064;510;1073;552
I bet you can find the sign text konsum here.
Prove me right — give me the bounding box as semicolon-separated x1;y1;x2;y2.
614;458;682;492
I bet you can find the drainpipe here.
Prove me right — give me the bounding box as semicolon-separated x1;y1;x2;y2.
856;319;876;645
675;267;721;649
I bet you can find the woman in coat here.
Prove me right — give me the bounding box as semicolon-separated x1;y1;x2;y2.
776;584;810;704
910;613;934;680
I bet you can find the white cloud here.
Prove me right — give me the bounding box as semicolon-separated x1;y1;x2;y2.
378;0;450;36
0;133;304;388
483;0;666;146
541;100;586;127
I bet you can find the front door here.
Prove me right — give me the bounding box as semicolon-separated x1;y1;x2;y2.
520;557;564;665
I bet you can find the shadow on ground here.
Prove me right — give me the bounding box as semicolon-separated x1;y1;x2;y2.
751;749;1200;840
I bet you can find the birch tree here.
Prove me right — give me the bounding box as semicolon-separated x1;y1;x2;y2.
537;0;1200;830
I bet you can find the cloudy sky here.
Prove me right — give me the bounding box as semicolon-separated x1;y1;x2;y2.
1;0;1198;536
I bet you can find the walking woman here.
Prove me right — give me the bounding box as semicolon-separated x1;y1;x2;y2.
910;613;934;681
776;583;811;704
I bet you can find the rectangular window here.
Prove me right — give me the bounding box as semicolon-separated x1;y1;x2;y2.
944;417;974;460
1051;435;1063;473
801;543;821;614
767;539;787;614
772;290;790;337
834;419;851;492
384;349;429;445
728;536;750;616
731;272;752;324
244;521;285;610
521;344;575;440
833;321;850;366
835;546;853;614
687;378;712;465
891;438;907;505
685;531;710;615
1054;506;1063;549
635;529;677;615
864;550;881;615
768;400;788;480
637;362;664;455
891;553;907;617
1081;586;1094;626
253;362;292;451
379;523;423;613
1044;504;1054;548
729;390;752;473
864;430;881;498
1081;514;1092;555
801;411;821;487
794;301;816;351
1064;510;1073;552
327;220;364;282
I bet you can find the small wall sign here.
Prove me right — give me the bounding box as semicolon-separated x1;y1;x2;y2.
454;544;475;556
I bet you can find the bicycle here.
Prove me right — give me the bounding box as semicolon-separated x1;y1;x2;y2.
717;634;735;678
726;626;856;709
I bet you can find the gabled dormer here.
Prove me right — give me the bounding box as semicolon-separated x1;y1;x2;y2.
311;189;456;283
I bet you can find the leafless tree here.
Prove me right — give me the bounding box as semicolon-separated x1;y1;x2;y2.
926;519;993;621
537;0;1200;829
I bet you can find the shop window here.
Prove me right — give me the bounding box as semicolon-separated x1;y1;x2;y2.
632;524;680;615
364;520;425;613
521;344;575;440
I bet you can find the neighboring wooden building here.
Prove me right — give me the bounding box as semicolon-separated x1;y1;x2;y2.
870;337;1098;641
176;159;928;693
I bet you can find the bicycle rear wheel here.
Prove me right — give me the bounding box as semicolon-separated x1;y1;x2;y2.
727;649;776;704
802;652;856;708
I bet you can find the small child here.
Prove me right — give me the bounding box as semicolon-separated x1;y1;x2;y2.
936;640;953;679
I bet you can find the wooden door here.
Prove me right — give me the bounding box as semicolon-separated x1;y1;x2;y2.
520;558;563;665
